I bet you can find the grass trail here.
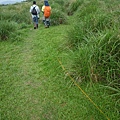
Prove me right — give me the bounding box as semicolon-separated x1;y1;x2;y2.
0;25;119;120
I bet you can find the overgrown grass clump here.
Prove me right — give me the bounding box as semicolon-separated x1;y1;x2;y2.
68;0;120;79
49;0;68;25
50;9;68;25
66;0;83;15
67;0;120;103
0;2;31;41
0;21;18;40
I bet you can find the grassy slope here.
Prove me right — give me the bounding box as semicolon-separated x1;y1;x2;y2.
0;24;119;120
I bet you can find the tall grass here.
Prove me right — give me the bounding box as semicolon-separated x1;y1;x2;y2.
94;30;120;80
0;2;32;41
67;0;120;105
50;9;68;25
67;0;120;77
0;4;31;24
0;21;18;40
66;0;83;15
50;0;68;25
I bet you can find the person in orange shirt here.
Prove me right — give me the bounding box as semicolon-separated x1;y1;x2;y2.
42;1;51;28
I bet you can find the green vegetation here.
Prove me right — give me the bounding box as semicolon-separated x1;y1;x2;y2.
67;0;120;101
0;0;120;120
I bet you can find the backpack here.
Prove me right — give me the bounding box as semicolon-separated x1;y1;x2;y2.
44;6;51;18
31;6;37;15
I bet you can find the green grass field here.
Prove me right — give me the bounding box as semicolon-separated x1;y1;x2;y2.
0;0;120;119
0;23;119;120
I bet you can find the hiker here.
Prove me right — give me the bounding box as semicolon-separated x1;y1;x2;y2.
30;1;40;29
42;0;51;28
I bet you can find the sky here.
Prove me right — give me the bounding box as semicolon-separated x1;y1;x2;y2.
0;0;25;5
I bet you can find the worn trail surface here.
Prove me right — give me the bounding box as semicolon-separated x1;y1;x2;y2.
1;25;109;120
